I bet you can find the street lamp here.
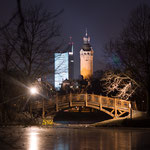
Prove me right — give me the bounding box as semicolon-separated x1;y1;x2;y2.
30;87;38;95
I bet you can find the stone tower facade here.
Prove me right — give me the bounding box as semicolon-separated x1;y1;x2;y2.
80;31;94;79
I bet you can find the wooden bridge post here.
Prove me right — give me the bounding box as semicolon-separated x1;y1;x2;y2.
92;93;94;102
99;96;102;110
56;94;58;112
114;98;117;118
85;93;88;107
129;102;132;119
69;93;72;107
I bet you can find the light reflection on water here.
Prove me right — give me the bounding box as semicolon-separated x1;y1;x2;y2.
0;126;150;150
25;127;150;150
28;127;39;150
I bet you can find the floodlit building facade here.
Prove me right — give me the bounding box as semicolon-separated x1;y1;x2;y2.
80;31;94;79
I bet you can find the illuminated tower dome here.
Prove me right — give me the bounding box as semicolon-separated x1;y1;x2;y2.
80;30;94;79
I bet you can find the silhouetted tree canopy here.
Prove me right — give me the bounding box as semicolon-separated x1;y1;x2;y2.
0;1;64;122
106;4;150;114
0;4;63;78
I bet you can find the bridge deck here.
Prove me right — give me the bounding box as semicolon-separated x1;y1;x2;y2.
56;94;131;118
30;94;132;118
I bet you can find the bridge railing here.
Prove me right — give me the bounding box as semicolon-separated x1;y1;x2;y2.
56;94;131;113
28;93;131;118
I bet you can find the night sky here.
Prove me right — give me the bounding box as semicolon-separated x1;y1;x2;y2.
1;0;150;78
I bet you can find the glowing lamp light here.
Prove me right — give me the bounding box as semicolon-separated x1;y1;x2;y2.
30;87;38;95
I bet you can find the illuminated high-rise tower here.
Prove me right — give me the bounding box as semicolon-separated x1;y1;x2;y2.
80;30;94;79
54;37;74;90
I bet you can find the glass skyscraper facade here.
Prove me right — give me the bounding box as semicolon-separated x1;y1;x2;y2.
54;38;74;90
54;52;69;90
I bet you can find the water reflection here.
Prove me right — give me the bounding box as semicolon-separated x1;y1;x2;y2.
1;126;149;150
25;127;150;150
52;128;131;150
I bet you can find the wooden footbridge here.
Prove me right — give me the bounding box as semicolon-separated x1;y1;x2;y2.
31;93;132;118
55;94;132;118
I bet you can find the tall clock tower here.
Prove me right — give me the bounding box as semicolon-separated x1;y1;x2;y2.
80;31;94;79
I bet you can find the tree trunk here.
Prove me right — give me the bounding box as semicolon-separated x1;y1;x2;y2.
146;85;150;116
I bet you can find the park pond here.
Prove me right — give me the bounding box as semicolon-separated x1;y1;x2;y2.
0;126;150;150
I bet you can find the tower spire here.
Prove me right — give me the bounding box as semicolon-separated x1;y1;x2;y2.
69;36;74;54
83;28;90;44
85;28;88;37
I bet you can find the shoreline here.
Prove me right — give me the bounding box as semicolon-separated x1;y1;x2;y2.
0;117;150;129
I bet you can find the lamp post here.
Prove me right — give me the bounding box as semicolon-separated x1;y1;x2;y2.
29;85;46;119
42;99;45;119
29;86;38;117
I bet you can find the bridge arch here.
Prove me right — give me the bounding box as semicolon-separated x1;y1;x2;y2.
56;94;131;118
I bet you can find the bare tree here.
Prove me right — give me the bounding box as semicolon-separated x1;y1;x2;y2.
106;4;150;114
0;4;63;78
0;1;64;122
101;71;139;100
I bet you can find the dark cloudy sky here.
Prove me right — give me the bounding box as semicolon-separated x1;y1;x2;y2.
1;0;150;78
